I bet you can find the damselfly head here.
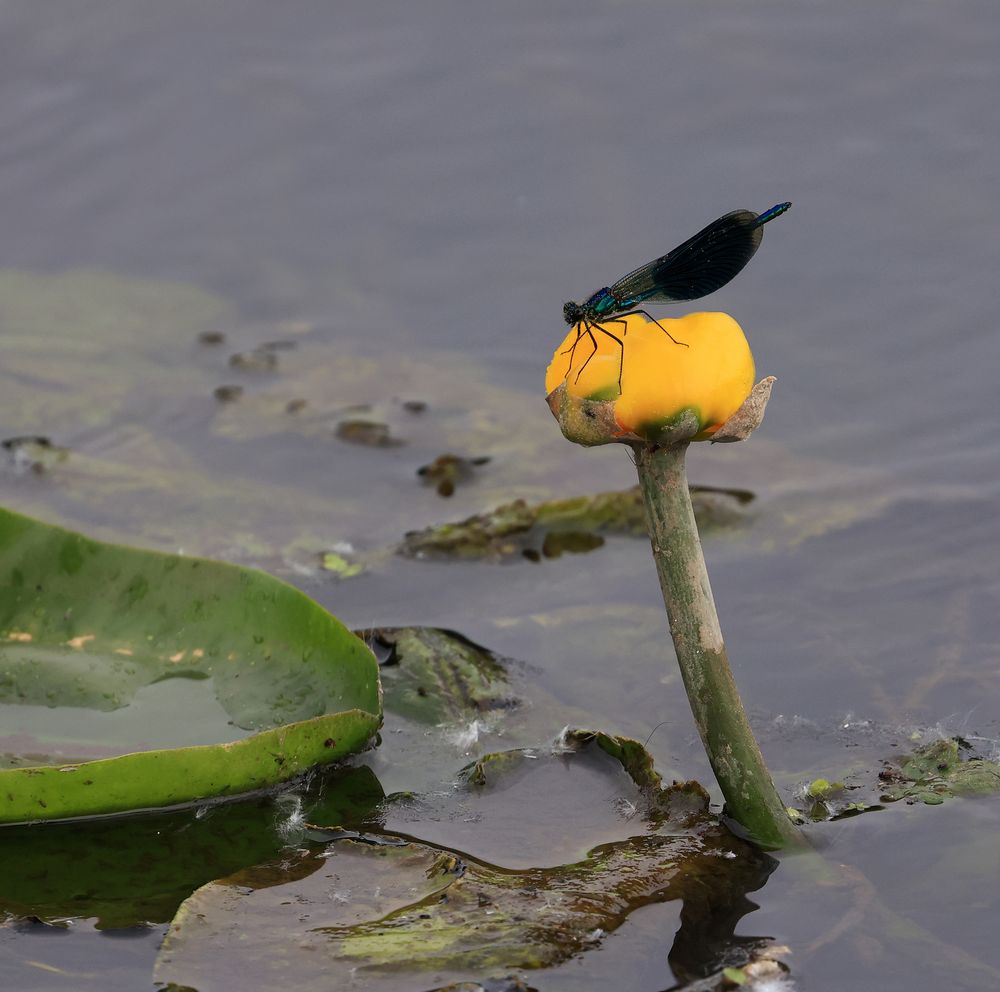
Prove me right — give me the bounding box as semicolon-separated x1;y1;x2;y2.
563;300;584;325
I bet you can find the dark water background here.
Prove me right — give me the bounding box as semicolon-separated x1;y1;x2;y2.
1;1;999;988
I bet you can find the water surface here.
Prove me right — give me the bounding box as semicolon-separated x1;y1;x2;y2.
1;1;999;988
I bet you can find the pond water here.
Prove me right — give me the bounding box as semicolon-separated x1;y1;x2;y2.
0;669;250;765
1;1;999;989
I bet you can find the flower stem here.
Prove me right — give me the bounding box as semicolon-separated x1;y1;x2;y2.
635;441;803;849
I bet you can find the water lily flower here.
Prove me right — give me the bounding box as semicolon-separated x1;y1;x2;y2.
545;312;773;448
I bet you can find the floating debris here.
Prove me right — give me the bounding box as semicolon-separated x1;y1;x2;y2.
213;385;244;403
879;737;1000;805
319;551;364;579
1;436;70;475
335;419;402;447
229;348;279;372
417;453;491;497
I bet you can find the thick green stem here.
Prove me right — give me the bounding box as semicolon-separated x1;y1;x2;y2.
635;442;803;849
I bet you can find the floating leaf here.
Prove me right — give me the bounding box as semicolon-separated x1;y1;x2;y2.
879;738;1000;805
399;485;753;560
156;731;773;990
788;736;1000;823
0;506;381;822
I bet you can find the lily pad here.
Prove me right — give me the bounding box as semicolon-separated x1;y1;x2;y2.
0;506;381;822
0;765;384;928
365;626;518;726
155;731;773;990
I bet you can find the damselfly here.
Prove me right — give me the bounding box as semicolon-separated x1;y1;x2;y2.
561;202;791;388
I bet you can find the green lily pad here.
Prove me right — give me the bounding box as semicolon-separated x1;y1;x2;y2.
0;506;381;823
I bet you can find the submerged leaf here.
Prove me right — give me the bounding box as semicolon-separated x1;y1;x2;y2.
400;485;753;560
362;627;517;726
156;729;772;990
0;270;233;437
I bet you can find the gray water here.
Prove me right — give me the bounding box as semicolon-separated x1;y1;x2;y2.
1;2;999;989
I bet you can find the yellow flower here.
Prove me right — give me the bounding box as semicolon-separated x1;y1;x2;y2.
545;312;756;445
